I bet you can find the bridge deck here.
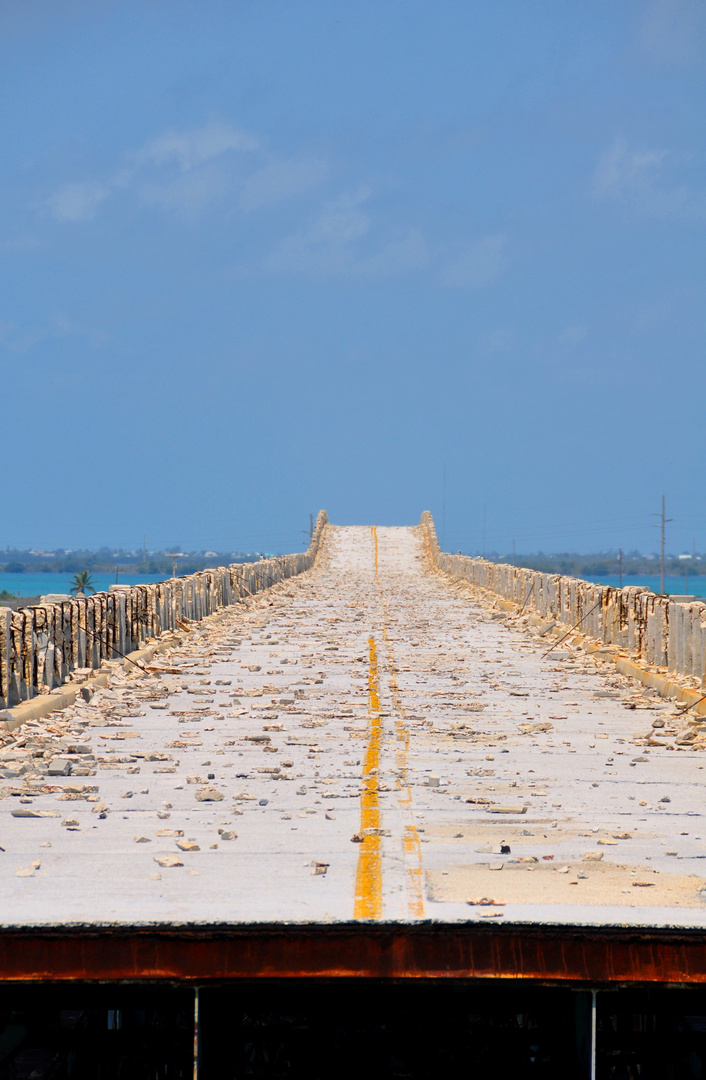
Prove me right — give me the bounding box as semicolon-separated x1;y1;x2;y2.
1;525;705;947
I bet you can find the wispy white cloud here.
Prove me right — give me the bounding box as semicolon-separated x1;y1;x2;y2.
0;311;107;354
264;187;372;275
133;120;258;172
46;180;109;221
138;165;231;218
441;234;508;288
239;158;328;212
44;120;259;223
594;139;668;197
39;120;485;289
263;189;430;279
593;138;699;217
352;229;428;277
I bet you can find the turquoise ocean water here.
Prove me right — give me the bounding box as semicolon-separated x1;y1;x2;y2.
0;572;166;598
3;570;704;601
583;574;706;597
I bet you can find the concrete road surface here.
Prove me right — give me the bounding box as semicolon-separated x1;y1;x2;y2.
1;525;705;929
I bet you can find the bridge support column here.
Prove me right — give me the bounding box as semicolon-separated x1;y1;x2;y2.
0;608;10;710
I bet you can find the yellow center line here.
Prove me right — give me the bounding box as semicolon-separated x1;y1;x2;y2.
361;525;424;919
353;633;382;919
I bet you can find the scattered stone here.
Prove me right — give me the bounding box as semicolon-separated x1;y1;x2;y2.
134;836;151;843
16;862;40;877
195;786;224;802
47;758;72;776
218;830;237;840
176;839;200;851
154;854;183;868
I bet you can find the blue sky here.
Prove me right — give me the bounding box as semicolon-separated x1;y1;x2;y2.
2;1;706;556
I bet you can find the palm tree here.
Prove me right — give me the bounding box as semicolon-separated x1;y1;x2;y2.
70;571;96;596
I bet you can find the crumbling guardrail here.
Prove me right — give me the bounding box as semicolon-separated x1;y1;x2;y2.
421;511;706;684
0;511;328;708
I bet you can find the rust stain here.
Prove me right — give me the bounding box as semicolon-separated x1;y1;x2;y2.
3;925;706;983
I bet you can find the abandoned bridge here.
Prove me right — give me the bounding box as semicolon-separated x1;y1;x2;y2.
1;514;706;1075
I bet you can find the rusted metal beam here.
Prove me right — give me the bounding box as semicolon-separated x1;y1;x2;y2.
1;924;706;984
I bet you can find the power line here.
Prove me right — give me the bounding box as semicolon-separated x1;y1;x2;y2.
652;495;673;596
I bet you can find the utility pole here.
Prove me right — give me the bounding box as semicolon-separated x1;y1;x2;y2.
618;548;623;589
441;466;446;551
652;496;672;596
165;553;183;578
512;537;516;561
302;515;315;547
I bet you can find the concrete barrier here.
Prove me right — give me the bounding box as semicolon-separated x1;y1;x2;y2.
420;511;706;686
0;511;328;708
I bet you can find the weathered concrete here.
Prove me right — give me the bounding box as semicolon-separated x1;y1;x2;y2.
0;523;705;932
421;512;706;687
0;512;328;708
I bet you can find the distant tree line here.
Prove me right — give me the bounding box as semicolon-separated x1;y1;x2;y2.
0;549;264;576
482;553;704;577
